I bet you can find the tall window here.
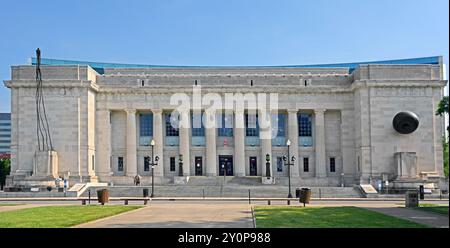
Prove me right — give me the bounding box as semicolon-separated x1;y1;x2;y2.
275;114;286;137
144;156;150;171
277;157;283;172
303;157;309;172
330;157;336;172
218;113;233;137
165;114;179;136
245;114;259;137
140;114;153;137
118;157;124;172
191;112;205;136
170;157;176;171
91;155;95;171
298;114;312;137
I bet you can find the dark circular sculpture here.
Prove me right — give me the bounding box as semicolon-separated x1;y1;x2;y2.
392;111;419;134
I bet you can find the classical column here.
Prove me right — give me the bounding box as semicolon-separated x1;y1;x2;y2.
152;109;164;177
287;109;300;177
205;110;217;176
260;111;272;177
234;110;246;177
126;109;137;177
96;109;111;178
179;110;191;176
315;109;327;178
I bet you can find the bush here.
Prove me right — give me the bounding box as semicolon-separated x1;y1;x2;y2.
0;157;11;190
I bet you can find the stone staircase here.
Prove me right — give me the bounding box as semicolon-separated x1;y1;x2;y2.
80;185;363;198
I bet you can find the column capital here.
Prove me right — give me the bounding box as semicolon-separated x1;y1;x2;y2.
287;109;298;114
314;109;326;114
151;109;163;115
125;108;137;114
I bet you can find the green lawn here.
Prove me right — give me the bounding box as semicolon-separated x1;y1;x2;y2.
254;206;427;228
417;204;449;216
0;205;142;228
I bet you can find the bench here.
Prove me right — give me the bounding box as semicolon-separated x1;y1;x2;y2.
80;197;151;205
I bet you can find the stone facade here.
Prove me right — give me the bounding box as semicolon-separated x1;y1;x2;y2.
3;58;447;189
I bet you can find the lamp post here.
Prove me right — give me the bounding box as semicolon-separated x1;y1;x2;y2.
265;154;271;179
222;163;226;182
284;139;295;198
178;154;183;177
150;139;159;198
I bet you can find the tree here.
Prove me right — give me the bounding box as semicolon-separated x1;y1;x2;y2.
444;140;449;178
0;157;11;190
436;96;449;178
436;96;449;116
436;96;449;132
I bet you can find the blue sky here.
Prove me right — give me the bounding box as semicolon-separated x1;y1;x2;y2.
0;0;448;112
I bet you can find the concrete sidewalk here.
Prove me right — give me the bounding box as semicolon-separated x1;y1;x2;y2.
0;204;45;213
365;207;449;228
76;203;254;228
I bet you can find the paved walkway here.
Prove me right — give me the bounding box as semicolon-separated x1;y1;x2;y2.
76;202;254;228
365;207;449;228
0;204;43;213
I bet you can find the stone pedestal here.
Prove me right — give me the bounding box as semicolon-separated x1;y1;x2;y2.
174;176;190;185
262;177;276;185
33;150;59;179
394;152;417;179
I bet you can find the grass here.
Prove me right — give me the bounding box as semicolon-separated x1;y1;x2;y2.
417;204;449;216
254;206;428;228
0;205;142;228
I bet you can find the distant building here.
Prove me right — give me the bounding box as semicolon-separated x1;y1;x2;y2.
0;113;11;155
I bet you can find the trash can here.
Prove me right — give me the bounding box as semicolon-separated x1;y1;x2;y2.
405;190;419;208
295;188;301;198
419;185;425;200
97;189;109;205
143;188;149;198
299;188;312;207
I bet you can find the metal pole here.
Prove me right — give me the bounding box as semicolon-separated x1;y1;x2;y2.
151;145;154;198
248;189;251;204
287;144;292;198
88;189;91;205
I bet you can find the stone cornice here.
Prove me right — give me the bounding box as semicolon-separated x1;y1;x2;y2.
100;73;350;78
3;80;99;92
351;80;446;91
97;85;353;94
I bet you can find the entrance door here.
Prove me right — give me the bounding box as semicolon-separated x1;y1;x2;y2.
218;156;233;176
249;157;257;176
195;157;203;176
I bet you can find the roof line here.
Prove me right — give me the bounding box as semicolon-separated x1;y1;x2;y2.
30;56;442;74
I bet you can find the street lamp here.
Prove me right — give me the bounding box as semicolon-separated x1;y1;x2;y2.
150;139;159;198
284;139;295;198
222;163;226;182
265;154;271;179
178;154;183;176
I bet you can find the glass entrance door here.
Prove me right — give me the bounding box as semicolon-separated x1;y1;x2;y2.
249;157;257;176
195;157;203;176
218;156;233;176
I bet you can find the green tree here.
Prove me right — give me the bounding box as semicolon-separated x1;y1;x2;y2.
436;96;449;116
436;96;449;178
444;140;449;178
0;157;11;190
